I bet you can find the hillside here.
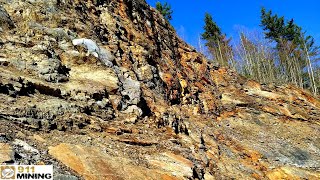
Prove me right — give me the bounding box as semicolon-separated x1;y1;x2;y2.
0;0;320;179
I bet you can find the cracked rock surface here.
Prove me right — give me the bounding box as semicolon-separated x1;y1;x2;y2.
0;0;320;179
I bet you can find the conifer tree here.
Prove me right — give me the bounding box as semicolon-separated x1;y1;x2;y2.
260;7;318;60
156;1;173;21
201;13;222;47
201;13;232;67
260;7;319;94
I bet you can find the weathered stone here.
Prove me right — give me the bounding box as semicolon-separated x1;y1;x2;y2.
0;0;319;179
0;143;13;163
266;167;320;180
136;65;154;81
49;143;169;180
0;6;15;30
147;152;194;179
122;105;142;116
68;66;119;94
120;76;141;106
13;139;39;154
54;174;78;180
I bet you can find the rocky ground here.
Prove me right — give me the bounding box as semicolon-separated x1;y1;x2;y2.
0;0;319;179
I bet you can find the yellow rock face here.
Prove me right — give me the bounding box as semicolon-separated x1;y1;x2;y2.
0;143;12;163
266;167;320;180
49;143;180;180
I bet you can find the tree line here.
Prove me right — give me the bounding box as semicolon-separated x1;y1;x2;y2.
201;8;319;95
155;2;320;95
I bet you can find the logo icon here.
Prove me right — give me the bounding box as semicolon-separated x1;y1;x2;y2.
1;166;15;179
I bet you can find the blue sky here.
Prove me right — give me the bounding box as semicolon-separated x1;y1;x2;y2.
146;0;320;48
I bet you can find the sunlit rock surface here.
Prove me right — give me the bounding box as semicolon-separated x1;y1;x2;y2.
0;0;319;179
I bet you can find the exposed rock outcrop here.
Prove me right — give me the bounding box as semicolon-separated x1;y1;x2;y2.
0;0;319;179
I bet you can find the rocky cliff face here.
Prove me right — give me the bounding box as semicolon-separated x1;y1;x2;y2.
0;0;319;179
